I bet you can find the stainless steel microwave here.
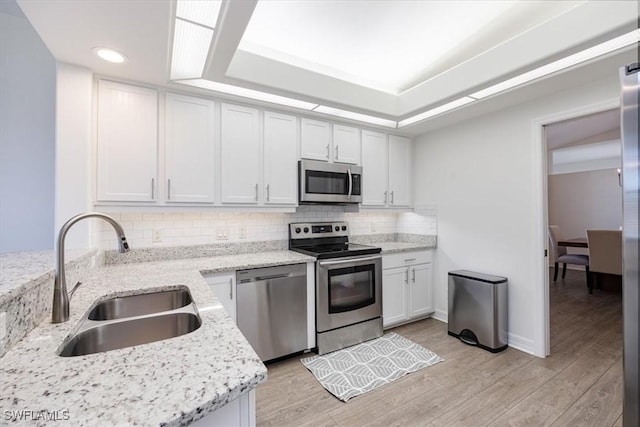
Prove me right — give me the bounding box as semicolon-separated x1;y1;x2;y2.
299;159;362;204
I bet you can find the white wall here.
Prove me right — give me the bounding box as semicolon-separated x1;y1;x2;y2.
413;73;621;356
54;63;94;250
548;168;622;240
0;11;55;253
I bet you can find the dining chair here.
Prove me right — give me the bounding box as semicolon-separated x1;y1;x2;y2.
548;225;590;289
587;230;622;293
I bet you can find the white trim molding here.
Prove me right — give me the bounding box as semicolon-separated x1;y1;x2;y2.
530;97;620;358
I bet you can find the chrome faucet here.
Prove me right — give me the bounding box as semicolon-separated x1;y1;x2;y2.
52;212;130;323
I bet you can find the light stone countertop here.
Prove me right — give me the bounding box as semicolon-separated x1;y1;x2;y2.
0;250;315;426
0;249;96;303
364;239;436;254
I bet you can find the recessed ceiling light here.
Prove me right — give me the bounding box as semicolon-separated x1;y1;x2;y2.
93;47;127;64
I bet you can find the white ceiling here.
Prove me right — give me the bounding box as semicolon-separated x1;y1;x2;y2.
546;108;620;150
239;1;522;94
13;0;640;134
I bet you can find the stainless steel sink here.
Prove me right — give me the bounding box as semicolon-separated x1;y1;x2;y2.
58;287;202;357
58;312;201;357
88;288;193;320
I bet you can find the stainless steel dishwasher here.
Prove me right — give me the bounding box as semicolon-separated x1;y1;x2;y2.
236;264;307;362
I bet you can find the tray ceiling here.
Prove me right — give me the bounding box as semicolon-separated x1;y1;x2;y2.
15;0;640;132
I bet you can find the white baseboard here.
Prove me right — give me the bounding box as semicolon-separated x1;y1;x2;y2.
432;309;448;323
507;333;535;355
431;310;536;356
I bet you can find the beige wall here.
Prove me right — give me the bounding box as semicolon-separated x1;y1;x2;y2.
548;168;622;241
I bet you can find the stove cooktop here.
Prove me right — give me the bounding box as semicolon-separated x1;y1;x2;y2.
288;222;381;259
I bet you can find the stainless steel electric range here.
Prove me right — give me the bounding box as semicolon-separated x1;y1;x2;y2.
289;222;383;355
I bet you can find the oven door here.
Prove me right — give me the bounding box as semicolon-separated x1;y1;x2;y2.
316;254;382;332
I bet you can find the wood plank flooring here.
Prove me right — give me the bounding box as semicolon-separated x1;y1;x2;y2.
256;269;623;426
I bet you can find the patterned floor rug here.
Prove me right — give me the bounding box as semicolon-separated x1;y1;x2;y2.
301;332;444;402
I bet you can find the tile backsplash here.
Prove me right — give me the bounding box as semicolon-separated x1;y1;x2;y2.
95;206;437;250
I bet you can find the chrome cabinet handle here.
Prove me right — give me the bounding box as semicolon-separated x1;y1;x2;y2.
266;184;270;201
384;191;387;204
167;179;171;200
404;270;409;284
412;268;416;283
390;190;395;204
405;258;416;262
255;183;259;201
335;145;339;159
326;144;330;159
229;278;233;300
151;178;155;200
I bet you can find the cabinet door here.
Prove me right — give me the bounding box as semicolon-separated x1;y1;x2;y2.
408;263;433;318
264;111;297;205
97;81;158;202
333;124;360;165
220;103;260;204
382;267;408;328
388;135;411;207
361;130;388;206
165;93;215;203
204;273;236;322
300;118;331;161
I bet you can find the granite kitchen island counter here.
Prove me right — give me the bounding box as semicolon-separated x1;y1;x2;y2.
0;250;314;426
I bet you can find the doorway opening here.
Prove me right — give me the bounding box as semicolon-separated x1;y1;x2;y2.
533;99;622;357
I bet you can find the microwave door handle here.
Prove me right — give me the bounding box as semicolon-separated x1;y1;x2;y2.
347;168;352;198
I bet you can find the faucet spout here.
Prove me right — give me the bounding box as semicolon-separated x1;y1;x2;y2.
52;212;130;323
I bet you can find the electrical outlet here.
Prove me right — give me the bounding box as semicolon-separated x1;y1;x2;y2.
152;229;162;243
216;227;229;240
239;226;246;239
0;312;6;342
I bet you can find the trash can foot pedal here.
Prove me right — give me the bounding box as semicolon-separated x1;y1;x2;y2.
458;329;478;346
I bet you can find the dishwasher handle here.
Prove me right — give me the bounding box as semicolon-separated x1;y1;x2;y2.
237;264;307;283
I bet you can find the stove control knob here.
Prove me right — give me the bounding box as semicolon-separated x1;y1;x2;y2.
342;226;347;231
295;227;301;234
335;226;340;232
303;227;309;233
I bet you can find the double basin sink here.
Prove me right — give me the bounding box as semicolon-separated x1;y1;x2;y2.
58;287;202;357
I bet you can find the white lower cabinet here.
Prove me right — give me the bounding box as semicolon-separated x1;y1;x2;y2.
203;272;236;322
382;250;434;328
190;389;255;427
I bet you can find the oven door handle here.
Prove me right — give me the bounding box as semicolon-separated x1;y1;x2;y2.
318;255;381;267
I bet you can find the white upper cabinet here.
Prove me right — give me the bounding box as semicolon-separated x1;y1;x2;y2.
220;103;260;204
361;130;388;206
388;135;411;207
165;93;215;203
300;119;361;165
97;80;158;202
332;124;360;165
263;111;298;205
300;118;331;161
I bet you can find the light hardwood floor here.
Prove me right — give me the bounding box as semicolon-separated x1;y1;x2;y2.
256;269;623;426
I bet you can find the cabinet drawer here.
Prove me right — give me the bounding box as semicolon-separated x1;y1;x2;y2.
383;250;431;269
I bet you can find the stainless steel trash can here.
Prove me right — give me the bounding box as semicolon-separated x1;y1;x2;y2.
448;270;508;353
